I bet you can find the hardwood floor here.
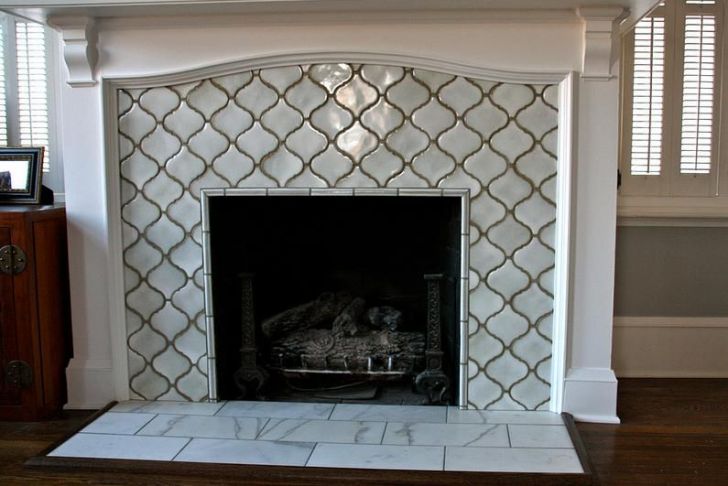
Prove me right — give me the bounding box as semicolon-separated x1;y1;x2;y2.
1;379;727;485
576;378;728;486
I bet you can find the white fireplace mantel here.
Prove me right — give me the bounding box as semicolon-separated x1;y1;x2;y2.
1;0;642;423
0;0;660;27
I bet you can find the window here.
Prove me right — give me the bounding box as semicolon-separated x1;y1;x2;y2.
0;13;51;171
620;0;726;205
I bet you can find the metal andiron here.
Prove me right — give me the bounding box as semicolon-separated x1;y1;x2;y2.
233;273;269;399
415;273;450;404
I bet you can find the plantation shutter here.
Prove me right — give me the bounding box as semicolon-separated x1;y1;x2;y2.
679;9;718;174
15;20;48;170
630;16;665;176
0;22;6;147
621;0;723;197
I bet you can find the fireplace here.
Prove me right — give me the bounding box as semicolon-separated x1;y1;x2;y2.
1;0;631;422
118;62;559;411
204;190;464;405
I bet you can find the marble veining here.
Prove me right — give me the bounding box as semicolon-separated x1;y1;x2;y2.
216;400;334;420
50;400;583;474
258;418;385;444
330;403;447;423
174;438;315;466
137;414;268;439
446;408;565;425
382;422;509;447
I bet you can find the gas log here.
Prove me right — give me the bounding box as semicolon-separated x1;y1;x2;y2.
262;293;425;372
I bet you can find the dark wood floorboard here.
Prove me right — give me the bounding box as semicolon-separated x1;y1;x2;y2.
1;378;726;485
576;378;728;486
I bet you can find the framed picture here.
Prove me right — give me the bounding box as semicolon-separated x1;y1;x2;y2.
0;147;44;204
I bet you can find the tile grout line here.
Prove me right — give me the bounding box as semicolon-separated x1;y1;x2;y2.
441;445;447;471
303;442;318;467
132;412;159;435
170;437;193;462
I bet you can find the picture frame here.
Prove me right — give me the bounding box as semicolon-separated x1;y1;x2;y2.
0;147;44;204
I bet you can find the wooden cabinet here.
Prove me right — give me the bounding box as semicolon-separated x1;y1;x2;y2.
0;205;71;420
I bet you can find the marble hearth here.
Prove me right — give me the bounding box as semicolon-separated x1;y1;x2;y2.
49;400;583;473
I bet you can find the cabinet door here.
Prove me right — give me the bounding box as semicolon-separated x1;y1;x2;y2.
0;226;21;406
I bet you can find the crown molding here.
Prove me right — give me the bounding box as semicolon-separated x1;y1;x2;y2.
48;15;97;87
1;1;659;31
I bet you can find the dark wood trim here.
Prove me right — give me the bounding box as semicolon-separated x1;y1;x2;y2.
25;401;117;463
562;412;597;484
25;455;593;486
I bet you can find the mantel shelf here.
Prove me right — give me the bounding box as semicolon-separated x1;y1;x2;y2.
0;0;659;32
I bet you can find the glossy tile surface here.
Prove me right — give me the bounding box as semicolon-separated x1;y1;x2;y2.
137;414;268;439
508;424;574;448
330;403;446;423
258;418;385;444
112;400;224;416
446;408;564;425
50;400;582;474
382;422;508;447
307;443;444;470
118;64;559;409
445;446;583;473
174;438;314;466
216;400;334;420
49;433;188;461
82;412;155;435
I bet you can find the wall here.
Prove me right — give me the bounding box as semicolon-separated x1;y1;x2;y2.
613;225;728;377
55;13;621;422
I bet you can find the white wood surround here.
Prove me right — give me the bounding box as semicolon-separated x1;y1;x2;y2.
0;0;655;423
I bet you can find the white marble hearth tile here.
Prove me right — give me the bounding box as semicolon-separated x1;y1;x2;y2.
49;433;188;461
258;418;385;444
330;404;446;423
307;443;444;470
445;446;582;473
382;422;509;447
446;408;564;425
216;400;334;420
508;424;574;448
174;438;314;466
112;400;225;416
81;412;155;435
137;414;268;440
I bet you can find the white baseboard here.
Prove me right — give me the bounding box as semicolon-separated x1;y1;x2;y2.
65;358;115;410
562;367;620;424
614;316;728;378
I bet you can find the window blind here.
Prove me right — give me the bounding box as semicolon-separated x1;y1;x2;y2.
15;20;48;170
630;16;665;175
0;22;7;146
679;13;716;174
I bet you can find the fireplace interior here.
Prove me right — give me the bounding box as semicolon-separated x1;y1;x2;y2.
209;195;461;405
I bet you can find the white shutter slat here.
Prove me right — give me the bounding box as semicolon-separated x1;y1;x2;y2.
630;16;665;175
0;22;7;146
15;20;49;171
679;13;717;174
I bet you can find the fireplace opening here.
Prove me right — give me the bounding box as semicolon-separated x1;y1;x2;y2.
208;194;461;405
